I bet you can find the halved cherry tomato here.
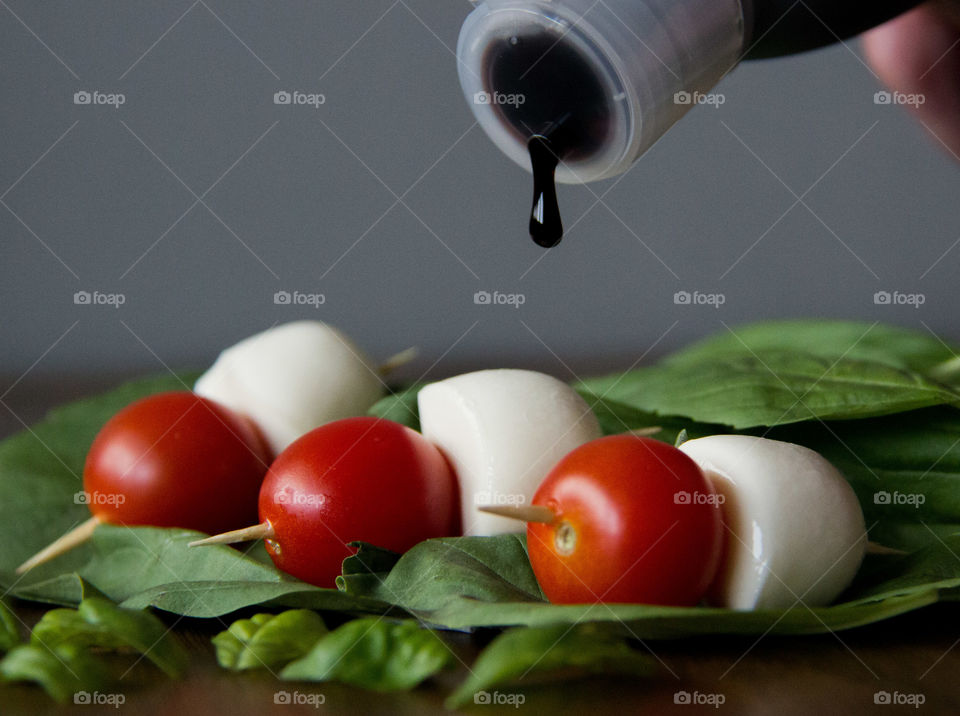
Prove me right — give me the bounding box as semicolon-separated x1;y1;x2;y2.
258;417;460;587
84;391;272;533
527;435;722;606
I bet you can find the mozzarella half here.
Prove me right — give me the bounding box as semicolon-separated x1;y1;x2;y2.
679;435;866;610
195;321;384;455
418;369;602;536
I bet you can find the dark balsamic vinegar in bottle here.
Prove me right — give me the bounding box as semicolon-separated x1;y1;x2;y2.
483;33;613;247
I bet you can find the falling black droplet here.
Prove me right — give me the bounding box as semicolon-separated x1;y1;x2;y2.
528;135;563;248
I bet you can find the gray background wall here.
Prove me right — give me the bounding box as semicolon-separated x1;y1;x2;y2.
2;1;958;427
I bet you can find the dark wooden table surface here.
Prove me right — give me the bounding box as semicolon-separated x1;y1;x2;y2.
2;379;959;715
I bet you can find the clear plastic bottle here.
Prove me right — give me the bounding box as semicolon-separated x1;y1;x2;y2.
458;0;922;184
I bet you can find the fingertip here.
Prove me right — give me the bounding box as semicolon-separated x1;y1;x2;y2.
863;4;960;158
862;6;947;90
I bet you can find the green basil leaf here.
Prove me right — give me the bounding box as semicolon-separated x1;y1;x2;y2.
0;525;394;619
766;406;960;551
845;537;960;602
577;352;960;429
214;613;270;666
347;535;545;609
367;385;422;430
280;618;452;690
213;610;327;672
0;601;20;653
20;588;191;701
336;542;402;594
77;597;188;678
30;608;125;652
446;623;655;709
666;320;958;373
581;395;719;442
0;644;109;703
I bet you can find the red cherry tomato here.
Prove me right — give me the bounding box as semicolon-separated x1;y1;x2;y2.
258;416;460;587
527;435;722;606
84;391;271;534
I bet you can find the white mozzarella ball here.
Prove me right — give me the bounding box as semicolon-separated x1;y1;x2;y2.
195;321;384;455
679;435;866;610
418;369;602;536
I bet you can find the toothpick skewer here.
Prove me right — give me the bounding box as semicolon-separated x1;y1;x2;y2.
866;542;907;556
188;522;275;547
477;504;556;524
16;516;101;574
378;347;419;376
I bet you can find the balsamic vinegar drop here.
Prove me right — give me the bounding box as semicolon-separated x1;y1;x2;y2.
528;136;563;248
